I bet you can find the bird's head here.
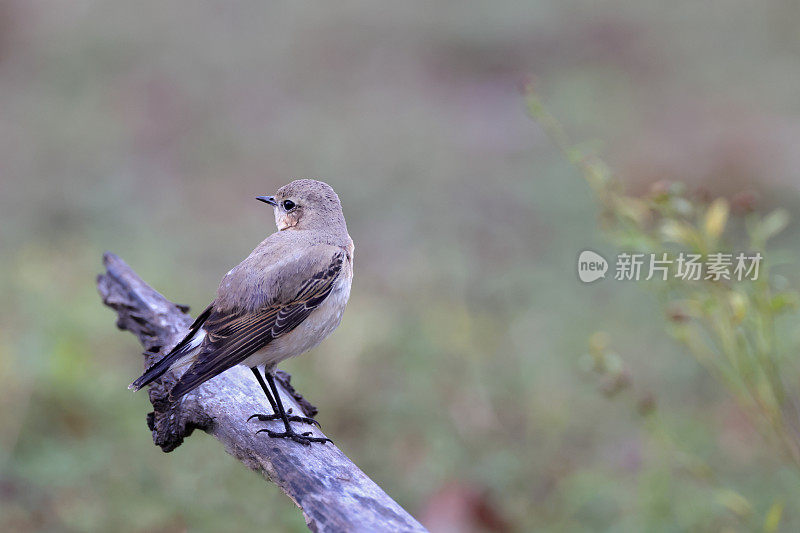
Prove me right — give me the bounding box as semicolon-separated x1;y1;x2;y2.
257;179;345;231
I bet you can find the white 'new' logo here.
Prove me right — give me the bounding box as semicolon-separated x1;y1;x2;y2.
578;250;608;283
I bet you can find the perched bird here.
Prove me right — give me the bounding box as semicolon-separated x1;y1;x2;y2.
129;179;353;445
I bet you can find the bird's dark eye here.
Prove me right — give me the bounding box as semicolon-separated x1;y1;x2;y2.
282;200;296;210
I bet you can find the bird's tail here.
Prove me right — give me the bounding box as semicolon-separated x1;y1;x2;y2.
129;304;213;392
129;351;177;391
129;336;203;391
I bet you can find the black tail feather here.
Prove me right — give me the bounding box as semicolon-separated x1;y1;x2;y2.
129;348;184;391
128;304;213;391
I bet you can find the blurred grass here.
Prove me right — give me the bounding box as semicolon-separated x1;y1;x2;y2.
2;1;800;532
528;81;800;465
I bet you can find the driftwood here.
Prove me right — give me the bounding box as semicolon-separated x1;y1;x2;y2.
97;252;427;533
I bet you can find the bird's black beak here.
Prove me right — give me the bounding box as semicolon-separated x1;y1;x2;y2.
256;195;277;206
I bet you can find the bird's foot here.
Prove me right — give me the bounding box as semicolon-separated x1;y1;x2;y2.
247;408;321;428
256;428;332;446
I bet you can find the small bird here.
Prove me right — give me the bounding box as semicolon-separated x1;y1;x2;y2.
129;179;353;445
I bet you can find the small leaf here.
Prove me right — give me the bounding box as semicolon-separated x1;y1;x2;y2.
661;220;697;246
715;489;752;517
728;292;747;324
763;501;783;533
704;198;729;239
615;197;649;226
771;291;798;313
671;197;693;217
761;209;790;241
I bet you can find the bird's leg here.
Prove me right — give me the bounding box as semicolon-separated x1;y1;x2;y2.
247;367;324;432
254;369;331;446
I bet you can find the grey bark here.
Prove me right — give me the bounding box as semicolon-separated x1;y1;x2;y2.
97;252;427;533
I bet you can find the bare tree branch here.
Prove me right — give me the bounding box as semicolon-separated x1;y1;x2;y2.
97;252;427;533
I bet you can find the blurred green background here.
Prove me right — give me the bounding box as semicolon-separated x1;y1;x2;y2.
2;2;800;531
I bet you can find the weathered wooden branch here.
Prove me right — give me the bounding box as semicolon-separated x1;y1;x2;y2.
97;252;427;533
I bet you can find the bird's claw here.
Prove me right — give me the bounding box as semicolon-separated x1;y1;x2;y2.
255;428;332;446
247;412;321;428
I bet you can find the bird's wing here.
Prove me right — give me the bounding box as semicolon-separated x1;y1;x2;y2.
169;245;345;399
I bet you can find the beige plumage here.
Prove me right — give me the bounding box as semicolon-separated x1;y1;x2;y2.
130;179;353;445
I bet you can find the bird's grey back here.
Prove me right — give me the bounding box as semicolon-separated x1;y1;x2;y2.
214;224;352;312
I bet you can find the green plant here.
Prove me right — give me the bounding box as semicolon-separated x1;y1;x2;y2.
525;83;800;469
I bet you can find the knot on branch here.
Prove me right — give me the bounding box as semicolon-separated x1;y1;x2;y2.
142;365;214;452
